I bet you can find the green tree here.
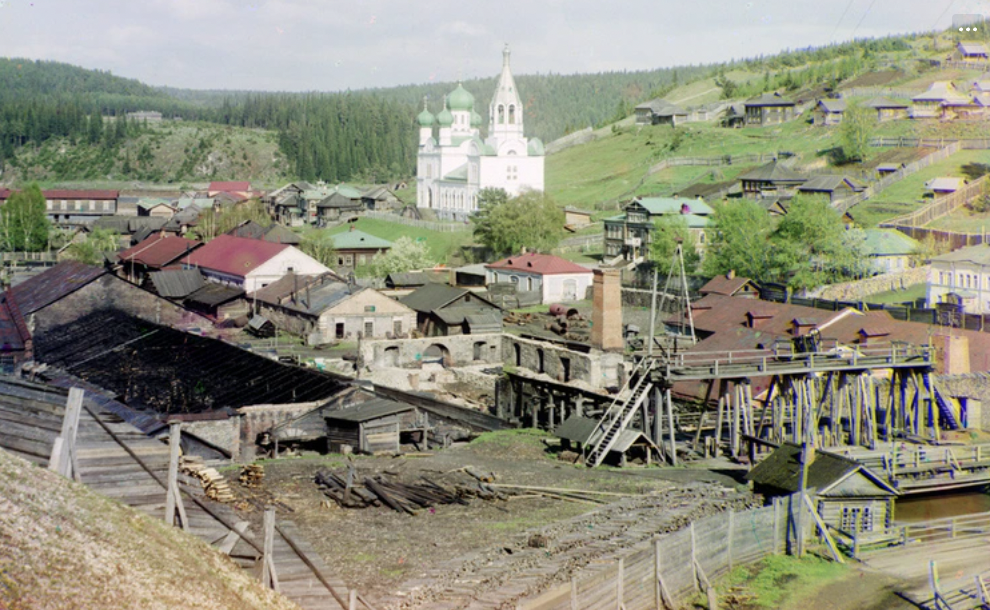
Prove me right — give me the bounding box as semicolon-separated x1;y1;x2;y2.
61;228;120;265
702;199;781;282
0;184;50;252
837;101;875;163
772;195;864;289
368;235;434;277
299;233;337;268
648;216;699;274
472;190;564;257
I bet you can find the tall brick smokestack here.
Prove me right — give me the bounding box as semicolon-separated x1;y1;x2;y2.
592;269;623;351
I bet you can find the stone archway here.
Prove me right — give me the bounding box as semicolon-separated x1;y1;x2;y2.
424;343;452;367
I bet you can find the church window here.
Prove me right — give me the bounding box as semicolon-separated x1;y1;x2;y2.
498;105;505;124
509;105;516;124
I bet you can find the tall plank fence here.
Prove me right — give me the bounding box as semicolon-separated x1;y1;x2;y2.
833;143;962;213
870;137;990;150
647;152;792;176
879;174;989;228
518;502;789;610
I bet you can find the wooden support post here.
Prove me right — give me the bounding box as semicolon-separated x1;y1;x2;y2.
571;577;579;610
690;521;698;592
653;385;663;451
802;494;844;563
853;511;862;559
348;589;357;610
728;509;735;572
654;537;675;610
666;388;677;466
219;521;250;555
929;560;945;610
795;442;814;558
615;557;624;610
49;387;84;479
773;497;781;555
694;559;719;610
165;422;187;529
977;574;990;605
261;507;279;591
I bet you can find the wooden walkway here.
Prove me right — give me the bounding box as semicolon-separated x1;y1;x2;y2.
0;377;348;610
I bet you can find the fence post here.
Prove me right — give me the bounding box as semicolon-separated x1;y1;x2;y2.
261;507;279;591
654;538;661;609
690;521;699;591
773;497;781;555
571;577;579;610
616;558;624;609
728;509;735;572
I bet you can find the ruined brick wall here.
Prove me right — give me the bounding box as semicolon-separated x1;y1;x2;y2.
183;418;240;458
360;334;504;368
236;400;328;462
502;334;625;390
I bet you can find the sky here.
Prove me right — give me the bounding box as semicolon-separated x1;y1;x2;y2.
0;0;987;92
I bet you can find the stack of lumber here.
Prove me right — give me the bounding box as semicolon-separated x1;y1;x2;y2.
315;469;501;514
239;463;264;488
181;456;235;503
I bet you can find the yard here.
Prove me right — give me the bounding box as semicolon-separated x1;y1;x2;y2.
848;150;989;227
306;217;476;264
866;282;928;305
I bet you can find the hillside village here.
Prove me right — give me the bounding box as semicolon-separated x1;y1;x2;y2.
4;21;990;610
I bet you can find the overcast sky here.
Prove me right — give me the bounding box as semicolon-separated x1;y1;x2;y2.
0;0;987;92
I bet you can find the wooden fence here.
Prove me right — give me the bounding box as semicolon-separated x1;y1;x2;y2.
878;174;989;228
517;502;788;610
647;152;792;176
871;137;990;150
360;211;470;233
881;225;989;250
834;143;963;213
842;87;916;99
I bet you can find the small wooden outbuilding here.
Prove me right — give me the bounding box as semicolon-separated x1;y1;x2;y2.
746;443;898;534
555;415;660;466
325;398;430;454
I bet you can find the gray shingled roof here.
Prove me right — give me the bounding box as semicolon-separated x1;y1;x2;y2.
555;416;654;453
148;269;206;299
745;443;896;496
325;398;415;423
738;161;807;183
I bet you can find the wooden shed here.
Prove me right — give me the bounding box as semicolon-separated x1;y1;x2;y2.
746;443;898;534
325;398;429;454
555;415;660;466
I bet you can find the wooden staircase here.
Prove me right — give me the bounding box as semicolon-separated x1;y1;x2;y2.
585;359;656;467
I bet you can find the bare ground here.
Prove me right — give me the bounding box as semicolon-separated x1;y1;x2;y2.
228;432;758;608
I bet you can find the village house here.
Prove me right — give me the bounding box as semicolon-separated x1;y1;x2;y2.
698;272;760;299
720;103;747;128
796;175;865;204
925;176;966;197
812;98;846;125
972;77;990;93
743;92;797;126
928;244;990;314
737;160;808;197
251;272;416;344
316;185;365;226
863;96;910;121
361;186;400;211
181;234;330;292
208;181;254;199
136;198;177;218
911;81;974;119
603;196;713;261
330;228;393;272
875;162;906;177
485;252;593;304
861;228;919;275
634;98;689;126
117;234;202;285
956;42;990;61
225;220;302;245
183;283;248;320
563;207;594;230
25;189;121;226
747;443;898;535
400;283;502;336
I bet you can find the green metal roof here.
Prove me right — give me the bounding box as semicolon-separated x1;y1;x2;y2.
448;83;475;111
470;110;482;127
436;105;454;126
417;108;435;127
630;197;714;216
330;229;393;251
443;164;469;182
528;137;545;156
862;229;919;257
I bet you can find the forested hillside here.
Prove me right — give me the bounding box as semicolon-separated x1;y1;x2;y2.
0;29;963;186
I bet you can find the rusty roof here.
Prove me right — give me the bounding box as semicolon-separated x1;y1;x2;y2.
42;189;119;200
119;234;202;269
699;274;756;296
6;261;106;315
181;234;290;278
485;252;592;276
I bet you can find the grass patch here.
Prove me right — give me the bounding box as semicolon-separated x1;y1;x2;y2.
709;555;848;609
353;553;376;563
471;428;548;448
318;217;474;263
867;282;927;305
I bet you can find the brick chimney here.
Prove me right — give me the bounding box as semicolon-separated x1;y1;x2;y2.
592;269;623;351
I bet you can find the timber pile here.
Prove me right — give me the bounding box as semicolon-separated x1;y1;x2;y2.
315;469;506;514
239;463;264;488
181;456;235;503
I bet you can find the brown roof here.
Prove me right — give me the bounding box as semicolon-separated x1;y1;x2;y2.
118;235;202;269
209;181;251;193
486;252;592;276
42;189;119;200
699;274;755;296
181;235;289;278
6;262;107;315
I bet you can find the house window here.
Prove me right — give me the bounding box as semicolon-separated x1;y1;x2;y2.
364;305;376;313
364;321;374;337
393;319;403;335
336;322;345;339
337;257;345;266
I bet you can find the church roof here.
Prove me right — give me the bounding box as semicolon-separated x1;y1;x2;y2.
449;84;475;111
490;44;522;118
418;108;435;127
528;138;545;156
437;97;453;126
443;164;469;182
470;109;482;127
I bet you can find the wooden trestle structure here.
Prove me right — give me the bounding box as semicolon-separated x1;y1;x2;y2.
583;343;964;469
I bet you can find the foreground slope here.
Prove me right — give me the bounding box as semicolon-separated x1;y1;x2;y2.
0;447;299;610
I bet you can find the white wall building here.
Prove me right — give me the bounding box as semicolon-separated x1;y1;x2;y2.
182;234;331;293
485;252;593;304
927;244;990;314
416;45;545;221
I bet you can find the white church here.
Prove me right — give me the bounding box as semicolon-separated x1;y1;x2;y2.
416;45;545;221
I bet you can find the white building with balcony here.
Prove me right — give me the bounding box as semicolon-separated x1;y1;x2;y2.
928;244;990;313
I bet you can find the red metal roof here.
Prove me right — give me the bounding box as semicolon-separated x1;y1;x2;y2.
699;274;755;296
485;252;592;276
118;234;202;269
42;189;119;200
209;181;251;193
0;291;30;352
6;261;107;315
0;189;11;200
180;234;289;278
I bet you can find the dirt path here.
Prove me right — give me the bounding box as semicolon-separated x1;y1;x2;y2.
781;567;915;610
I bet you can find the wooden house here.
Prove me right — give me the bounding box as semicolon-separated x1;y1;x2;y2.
324;398;429;454
699;272;759;299
911;81;972;119
813;99;846;126
863;97;910;122
737;160;807;196
329;228;393;272
634;99;689;126
746;443;898;535
956;42;990;61
720;104;746;128
563;207;594;229
925;177;965;197
316;185;364;225
400;283;502;336
361;186;400;211
743;93;796;126
796;175;866;204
